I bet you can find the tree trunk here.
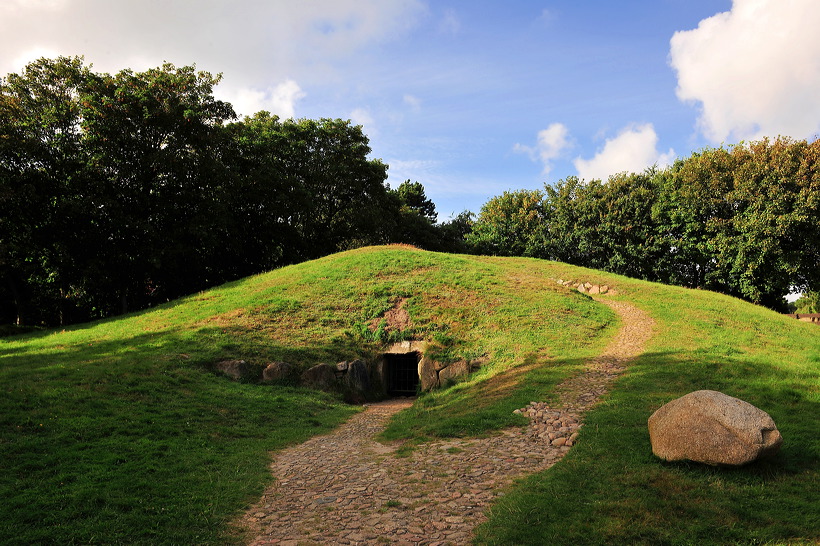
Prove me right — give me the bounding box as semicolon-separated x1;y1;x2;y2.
59;286;65;327
5;276;25;326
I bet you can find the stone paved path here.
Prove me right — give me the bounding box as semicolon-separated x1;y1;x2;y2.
241;299;654;545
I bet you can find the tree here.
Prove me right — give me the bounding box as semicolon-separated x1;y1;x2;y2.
540;172;666;278
468;137;819;311
2;58;403;326
467;189;546;256
1;58;241;323
791;292;820;314
437;210;474;253
0;56;90;324
394;180;437;222
540;177;587;264
651;149;739;293
582;171;666;279
78;62;237;314
222;111;304;273
652;138;820;309
387;180;444;248
228;116;393;261
716;138;820;308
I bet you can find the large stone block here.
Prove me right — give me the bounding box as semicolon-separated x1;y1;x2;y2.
215;359;259;381
419;355;439;391
346;359;370;393
438;359;471;384
648;390;782;466
261;361;294;383
301;363;338;392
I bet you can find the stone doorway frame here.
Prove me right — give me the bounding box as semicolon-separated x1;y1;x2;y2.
383;352;421;396
376;340;439;395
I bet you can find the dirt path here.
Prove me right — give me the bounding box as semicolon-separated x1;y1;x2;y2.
241;299;654;545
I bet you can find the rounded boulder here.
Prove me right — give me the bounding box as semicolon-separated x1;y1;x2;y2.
648;390;782;466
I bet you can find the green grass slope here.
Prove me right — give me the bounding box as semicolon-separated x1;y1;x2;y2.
475;265;820;545
0;246;615;544
1;245;817;544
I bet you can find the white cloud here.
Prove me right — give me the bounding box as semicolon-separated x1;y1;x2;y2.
536;124;571;165
514;122;571;176
388;158;439;178
670;0;820;143
218;80;306;119
1;0;68;12
350;107;377;136
439;8;461;35
574;124;675;181
10;47;63;72
269;81;307;119
0;0;425;104
403;94;422;111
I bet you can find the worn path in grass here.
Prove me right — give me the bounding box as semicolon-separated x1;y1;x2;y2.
241;299;654;545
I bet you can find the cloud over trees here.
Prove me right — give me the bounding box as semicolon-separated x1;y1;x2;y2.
574;124;675;182
670;0;820;142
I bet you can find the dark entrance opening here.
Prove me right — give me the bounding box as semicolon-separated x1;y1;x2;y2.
385;352;420;396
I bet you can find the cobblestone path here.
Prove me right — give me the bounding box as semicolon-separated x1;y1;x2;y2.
241;299;654;545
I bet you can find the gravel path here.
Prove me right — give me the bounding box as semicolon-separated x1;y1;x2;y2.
241;299;654;545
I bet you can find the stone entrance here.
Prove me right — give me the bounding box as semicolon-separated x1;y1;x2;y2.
384;352;420;396
374;340;483;396
376;341;429;397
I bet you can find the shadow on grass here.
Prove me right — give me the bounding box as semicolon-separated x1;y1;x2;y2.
1;319;372;374
474;349;820;545
381;351;593;441
0;287;215;347
0;323;366;546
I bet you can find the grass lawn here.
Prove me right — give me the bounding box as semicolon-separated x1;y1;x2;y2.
0;246;614;544
473;269;820;545
0;331;357;544
2;246;817;544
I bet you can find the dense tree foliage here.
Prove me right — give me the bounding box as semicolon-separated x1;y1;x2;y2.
227;113;397;261
466;189;545;256
790;292;820;314
1;58;458;326
1;57;92;325
468;138;820;311
6;58;816;324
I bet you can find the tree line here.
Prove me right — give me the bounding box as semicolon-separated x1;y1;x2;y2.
0;57;464;327
467;137;820;311
4;57;817;327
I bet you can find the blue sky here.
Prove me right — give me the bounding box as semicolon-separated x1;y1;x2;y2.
2;0;819;219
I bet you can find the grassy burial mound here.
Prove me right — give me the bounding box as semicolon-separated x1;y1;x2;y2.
474;266;820;545
1;245;818;544
0;246;614;544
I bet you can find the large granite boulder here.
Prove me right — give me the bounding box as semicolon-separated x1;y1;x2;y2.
342;359;371;403
648;390;782;466
301;363;338;392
